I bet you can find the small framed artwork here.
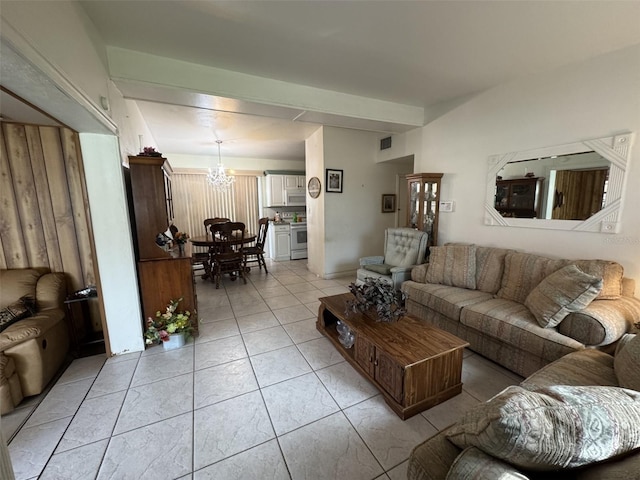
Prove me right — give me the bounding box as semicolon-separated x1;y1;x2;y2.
326;169;343;193
382;194;396;213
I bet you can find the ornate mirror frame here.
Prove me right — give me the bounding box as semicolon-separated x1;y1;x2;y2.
484;133;634;233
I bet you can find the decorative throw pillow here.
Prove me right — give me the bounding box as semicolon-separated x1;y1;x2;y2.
426;245;477;289
446;447;528;480
446;385;640;471
524;264;602;328
0;295;37;332
614;334;640;390
572;260;624;299
363;264;393;275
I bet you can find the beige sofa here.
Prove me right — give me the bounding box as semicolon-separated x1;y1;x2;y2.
402;245;640;378
408;335;640;479
1;268;70;414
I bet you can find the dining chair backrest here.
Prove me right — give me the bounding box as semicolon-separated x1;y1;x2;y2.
204;217;229;234
255;217;269;249
220;221;246;244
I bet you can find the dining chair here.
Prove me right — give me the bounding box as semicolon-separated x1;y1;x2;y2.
193;218;230;278
243;217;269;274
210;221;247;289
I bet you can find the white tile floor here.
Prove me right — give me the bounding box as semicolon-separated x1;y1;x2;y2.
3;260;523;480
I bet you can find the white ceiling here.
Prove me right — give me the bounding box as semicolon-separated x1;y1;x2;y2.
4;1;640;160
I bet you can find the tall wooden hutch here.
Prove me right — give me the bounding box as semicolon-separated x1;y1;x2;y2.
495;177;545;218
125;156;197;333
406;173;443;249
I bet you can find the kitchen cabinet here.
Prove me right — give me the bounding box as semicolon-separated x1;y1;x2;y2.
266;175;286;206
265;173;306;206
406;173;443;249
268;223;291;261
285;175;306;189
125;156;198;334
495;177;544;218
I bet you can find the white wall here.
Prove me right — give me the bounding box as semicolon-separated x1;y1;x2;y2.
321;127;414;277
305;128;325;277
417;44;640;291
80;134;144;354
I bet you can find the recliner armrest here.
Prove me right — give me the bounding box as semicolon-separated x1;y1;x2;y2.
359;256;385;266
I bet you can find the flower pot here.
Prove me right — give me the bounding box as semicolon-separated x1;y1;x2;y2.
178;243;185;255
163;332;186;350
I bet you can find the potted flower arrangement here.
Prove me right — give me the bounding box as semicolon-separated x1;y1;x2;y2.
174;231;190;254
345;277;407;323
144;298;194;349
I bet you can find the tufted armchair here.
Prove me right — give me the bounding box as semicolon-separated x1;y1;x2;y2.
356;228;429;290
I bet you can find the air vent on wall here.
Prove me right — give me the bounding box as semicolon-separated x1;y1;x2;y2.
380;136;392;150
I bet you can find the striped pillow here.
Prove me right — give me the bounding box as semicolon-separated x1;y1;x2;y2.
524;264;603;328
426;245;477;290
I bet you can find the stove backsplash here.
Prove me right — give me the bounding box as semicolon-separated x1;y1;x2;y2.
263;206;306;222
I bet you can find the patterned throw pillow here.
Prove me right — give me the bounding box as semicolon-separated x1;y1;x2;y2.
445;447;527;480
0;295;37;332
524;264;603;328
446;385;640;471
426;245;477;289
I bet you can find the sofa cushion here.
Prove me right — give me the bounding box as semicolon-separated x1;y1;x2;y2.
475;247;513;295
524;265;603;328
446;447;528;480
426;245;477;289
0;269;42;309
614;334;639;390
0;296;37;332
571;260;624;300
402;281;493;321
498;253;566;305
460;298;584;359
363;263;393;275
446;385;640;471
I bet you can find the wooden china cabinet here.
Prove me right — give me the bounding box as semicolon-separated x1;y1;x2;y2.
406;173;443;249
495;177;545;218
125;155;197;333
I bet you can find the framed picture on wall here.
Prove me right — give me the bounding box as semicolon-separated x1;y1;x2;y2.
382;194;396;213
326;169;343;193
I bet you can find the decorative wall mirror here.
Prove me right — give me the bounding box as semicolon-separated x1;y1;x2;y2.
485;133;634;233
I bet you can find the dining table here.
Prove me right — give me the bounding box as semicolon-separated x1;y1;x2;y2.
189;232;257;281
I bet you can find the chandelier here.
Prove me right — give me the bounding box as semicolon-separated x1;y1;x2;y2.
206;140;235;192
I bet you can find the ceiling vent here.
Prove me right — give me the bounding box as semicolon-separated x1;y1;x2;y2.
380;136;392;150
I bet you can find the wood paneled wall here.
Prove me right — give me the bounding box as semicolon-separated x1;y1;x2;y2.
0;122;102;330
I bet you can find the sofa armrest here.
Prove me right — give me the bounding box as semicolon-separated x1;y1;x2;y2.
557;296;640;346
0;309;65;352
411;264;429;283
359;256;385;267
408;428;461;480
36;272;67;310
390;266;415;290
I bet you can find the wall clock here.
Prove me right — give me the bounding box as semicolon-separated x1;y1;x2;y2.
308;177;321;198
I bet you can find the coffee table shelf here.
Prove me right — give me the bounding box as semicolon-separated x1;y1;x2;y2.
317;293;469;419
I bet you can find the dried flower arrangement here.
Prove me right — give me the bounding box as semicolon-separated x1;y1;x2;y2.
345;277;407;323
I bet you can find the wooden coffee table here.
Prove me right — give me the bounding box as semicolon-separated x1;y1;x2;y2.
317;293;469;419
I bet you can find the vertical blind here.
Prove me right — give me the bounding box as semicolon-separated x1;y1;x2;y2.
171;172;260;237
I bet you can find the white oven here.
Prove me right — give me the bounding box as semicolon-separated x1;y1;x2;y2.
290;222;308;259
